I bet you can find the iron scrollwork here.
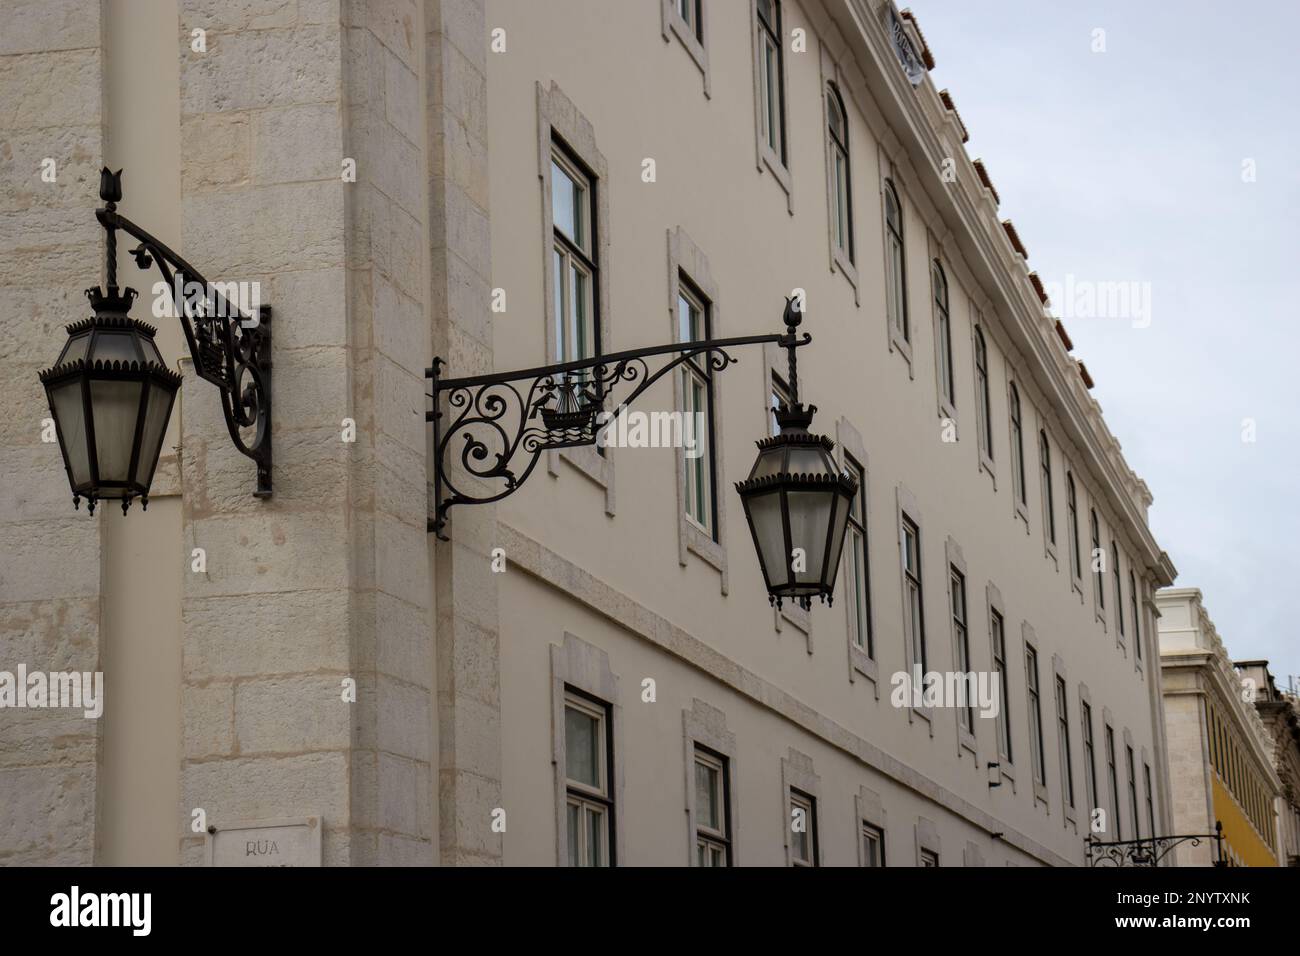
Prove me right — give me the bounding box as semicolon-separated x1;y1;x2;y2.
427;329;809;538
1085;821;1226;867
96;168;272;496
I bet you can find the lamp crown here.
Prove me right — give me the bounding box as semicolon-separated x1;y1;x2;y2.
99;166;123;204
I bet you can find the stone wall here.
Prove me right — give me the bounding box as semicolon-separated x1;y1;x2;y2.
0;0;106;865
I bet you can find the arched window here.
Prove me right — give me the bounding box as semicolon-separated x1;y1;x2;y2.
1039;430;1055;545
756;0;786;164
932;261;953;406
884;180;908;342
1066;472;1081;579
1112;542;1124;636
974;327;991;459
826;84;853;263
1090;508;1104;609
1009;382;1025;507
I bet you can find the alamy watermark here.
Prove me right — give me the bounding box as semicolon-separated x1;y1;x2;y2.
596;404;706;459
890;666;1001;719
1041;274;1152;329
0;665;103;718
150;276;262;328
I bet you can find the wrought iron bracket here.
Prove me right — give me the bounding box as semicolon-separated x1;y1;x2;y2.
1085;820;1226;867
426;301;810;538
94;168;272;497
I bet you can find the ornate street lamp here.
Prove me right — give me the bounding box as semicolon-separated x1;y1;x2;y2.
426;297;857;611
734;300;857;610
38;168;272;514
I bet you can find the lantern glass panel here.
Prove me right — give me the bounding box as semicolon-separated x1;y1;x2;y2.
50;380;90;486
134;382;174;487
824;490;850;585
788;489;832;586
751;448;785;480
90;378;143;484
141;338;165;366
786;445;826;475
748;490;788;589
59;334;90;365
94;331;142;363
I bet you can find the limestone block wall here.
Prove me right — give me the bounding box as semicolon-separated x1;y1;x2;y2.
0;0;106;865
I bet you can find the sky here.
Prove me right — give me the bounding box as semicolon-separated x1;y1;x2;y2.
911;0;1300;688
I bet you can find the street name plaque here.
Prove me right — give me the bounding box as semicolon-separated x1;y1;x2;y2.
205;815;322;867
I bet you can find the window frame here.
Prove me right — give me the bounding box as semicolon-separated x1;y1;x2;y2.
1055;675;1075;815
1066;471;1083;590
844;454;873;660
1091;507;1106;625
883;179;911;356
902;515;926;677
1126;743;1140;839
824;82;855;270
861;821;885;867
990;606;1013;766
692;745;732;866
751;0;792;204
973;324;993;471
1026;642;1047;793
932;259;956;418
1039;429;1057;554
789;788;818;867
1130;570;1143;664
1081;698;1099;818
563;689;615;867
1008;381;1027;520
677;276;717;539
1105;723;1121;839
1112;541;1125;645
950;564;973;736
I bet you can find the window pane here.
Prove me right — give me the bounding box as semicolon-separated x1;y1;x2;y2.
764;41;779;152
570;262;591;361
552;159;581;243
565;705;599;788
553;248;565;363
695;759;720;831
586;805;603;867
567;802;580;866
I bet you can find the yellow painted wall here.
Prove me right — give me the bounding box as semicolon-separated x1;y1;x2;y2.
1212;776;1276;867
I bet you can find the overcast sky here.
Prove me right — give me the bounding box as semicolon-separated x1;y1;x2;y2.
912;0;1299;688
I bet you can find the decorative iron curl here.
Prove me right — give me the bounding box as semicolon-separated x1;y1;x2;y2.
427;330;802;537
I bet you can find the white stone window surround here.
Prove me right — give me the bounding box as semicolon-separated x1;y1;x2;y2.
838;417;877;691
550;633;625;866
750;0;794;211
915;815;941;867
986;580;1015;790
668;227;728;595
781;748;821;866
682;699;739;865
879;162;914;371
537;81;616;516
819;44;859;300
1052;653;1078;831
855;785;887;866
661;0;711;97
1022;621;1050;809
945;535;977;759
1078;682;1098;819
896;483;931;732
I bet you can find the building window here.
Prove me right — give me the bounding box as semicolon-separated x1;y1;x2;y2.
991;610;1012;763
1039;431;1055;546
1026;644;1046;787
1144;763;1156;839
1105;724;1121;839
1112;542;1124;638
1067;473;1082;581
1055;676;1075;811
826;83;853;262
973;326;992;461
755;0;786;165
565;690;614;866
1130;571;1142;661
1126;744;1140;839
676;0;702;40
861;822;885;867
1091;509;1104;611
884;180;908;343
902;517;926;675
789;789;818;867
920;849;939;867
844;456;872;658
694;746;731;866
770;371;791;437
1081;700;1098;814
678;278;716;538
950;567;972;734
933;261;954;408
551;145;598;368
1009;382;1026;509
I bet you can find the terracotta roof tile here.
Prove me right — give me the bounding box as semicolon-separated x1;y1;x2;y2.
1001;219;1028;259
973;159;1000;205
938;89;969;143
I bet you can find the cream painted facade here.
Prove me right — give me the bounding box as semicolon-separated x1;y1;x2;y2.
1;0;1177;866
1156;589;1283;867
